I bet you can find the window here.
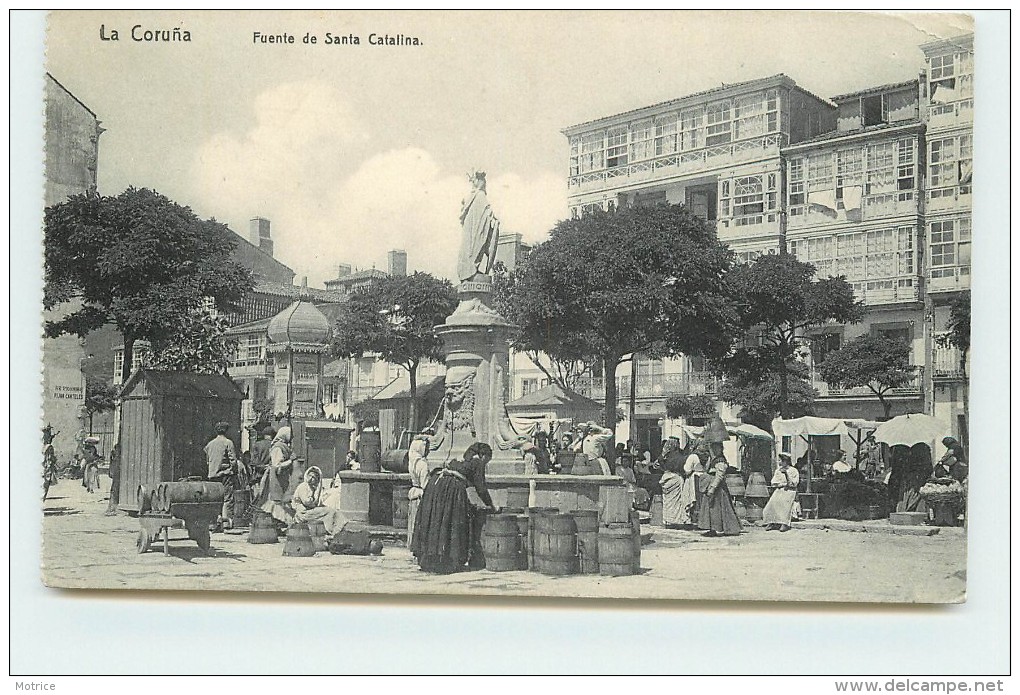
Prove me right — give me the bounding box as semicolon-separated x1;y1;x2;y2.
866;142;895;194
734;94;765;139
244;334;265;362
113;350;124;385
654;115;678;155
766;90;779;132
790;226;914;288
836;148;864;200
861;94;888;127
521;378;538;397
630;121;654;162
569;137;580;177
580;132;604;173
680;108;702;150
807;152;834;193
875;325;911;348
789;158;805;205
323;383;342;404
897;138;915;191
606;128;629;168
929;218;971;277
705;101;732;146
719;180;730;217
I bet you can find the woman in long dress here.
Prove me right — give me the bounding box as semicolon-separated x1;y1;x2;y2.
254;426;296;525
405;436;434;551
677;444;706;527
659;448;685;527
763;455;800;531
697;442;742;537
291;466;348;536
411;442;498;574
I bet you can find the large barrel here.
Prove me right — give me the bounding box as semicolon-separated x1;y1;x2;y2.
570;457;597;476
527;507;558;572
598;520;639;576
232;489;252;527
392;483;411;529
555;452;576;475
724;473;746;498
282;523;316;557
248;510;278;544
380;449;409;474
570;509;600;574
513;514;530;569
481;514;521;571
359;431;382;472
152;481;224;512
744;472;770;499
533;513;577;575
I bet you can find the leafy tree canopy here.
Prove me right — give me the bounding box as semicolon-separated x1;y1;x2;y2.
717;360;818;431
84;376;118;416
818;333;913;418
937;290;971;356
147;309;238;375
44;187;254;379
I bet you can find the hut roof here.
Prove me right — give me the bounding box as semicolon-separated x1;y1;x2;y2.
120;370;245;400
371;374;445;402
506;383;602;411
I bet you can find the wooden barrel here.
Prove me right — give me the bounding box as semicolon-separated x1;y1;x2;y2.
283;522;316;556
650;495;663;527
232;489;252;527
513;514;530;570
307;520;329;551
733;498;748;522
481;514;521;571
555;452;575;475
724;474;746;498
248;510;278;544
744;472;770;499
570;510;600;574
380;449;409;474
136;485;152;515
392;484;411;529
534;513;577;575
505;487;529;510
527;507;558;571
744;499;764;522
358;431;382;472
153;482;224;512
599;522;638;576
630;509;642;573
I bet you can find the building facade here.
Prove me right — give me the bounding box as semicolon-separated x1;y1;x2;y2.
529;35;974;448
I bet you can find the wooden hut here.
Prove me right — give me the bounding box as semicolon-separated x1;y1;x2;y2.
117;370;244;511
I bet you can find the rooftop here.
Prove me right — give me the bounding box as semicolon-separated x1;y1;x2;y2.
919;33;974;57
783;119;923;150
830;79;919;103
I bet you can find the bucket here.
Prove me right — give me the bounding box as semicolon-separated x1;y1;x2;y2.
533;513;578;575
481;514;521;571
527;507;558;571
381;449;409;474
744;472;770;499
744;499;763;522
392;484;411;529
598;521;638;576
232;489;252;527
282;522;316;557
247;510;278;544
570;510;599;574
307;520;329;552
724;474;746;498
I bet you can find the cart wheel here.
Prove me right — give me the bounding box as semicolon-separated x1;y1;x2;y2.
136;529;152;554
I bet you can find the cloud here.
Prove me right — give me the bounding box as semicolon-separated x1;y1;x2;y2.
190;81;567;286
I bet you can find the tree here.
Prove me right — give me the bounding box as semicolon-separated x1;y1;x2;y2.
664;394;718;421
936;290;971;368
818;334;914;419
719;254;864;421
330;272;457;432
44;187;254;381
497;204;737;440
717;361;818;431
147;309;238;374
84;376;118;432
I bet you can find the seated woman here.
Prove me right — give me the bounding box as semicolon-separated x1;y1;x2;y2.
763;454;800;532
411;442;498;574
291;466;349;536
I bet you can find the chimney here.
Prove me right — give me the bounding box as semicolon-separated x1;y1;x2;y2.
249;217;273;257
301;276;308;288
336;263;352;278
387;249;407;277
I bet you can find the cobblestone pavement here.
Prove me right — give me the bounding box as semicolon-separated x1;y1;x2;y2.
41;478;967;603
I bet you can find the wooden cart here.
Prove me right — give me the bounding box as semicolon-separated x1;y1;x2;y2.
137;502;221;556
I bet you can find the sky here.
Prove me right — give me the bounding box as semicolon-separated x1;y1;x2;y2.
46;10;973;286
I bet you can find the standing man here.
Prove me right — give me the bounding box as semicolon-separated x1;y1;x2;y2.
573;422;613;475
205;421;242;530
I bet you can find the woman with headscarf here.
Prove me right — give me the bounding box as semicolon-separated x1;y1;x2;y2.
763;454;800;532
406;436;435;550
676;441;706;527
254;426;296;525
411;442;499;574
937;436;968;482
291;465;349;536
696;441;742;537
82;442;101;494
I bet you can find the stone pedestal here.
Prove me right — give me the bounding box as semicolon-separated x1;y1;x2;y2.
431;277;525;474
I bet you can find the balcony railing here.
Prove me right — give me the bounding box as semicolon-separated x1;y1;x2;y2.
813;366;924;399
928;265;971;293
932;341;967;381
572;371;720;401
927;98;974;131
787;190;917;229
926;185;972;212
568;134;783;193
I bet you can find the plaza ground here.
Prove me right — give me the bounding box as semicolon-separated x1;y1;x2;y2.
41;477;966;604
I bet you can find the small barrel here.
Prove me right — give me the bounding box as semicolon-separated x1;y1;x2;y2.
232;489;252;527
570;509;600;574
392;483;411;529
630;509;642;573
504;487;530;510
744;472;770;499
555;452;575;475
534;513;577;575
598;521;638;576
733;498;748;523
248;510;278;544
725;474;746;498
380;449;409;474
307;520;329;552
513;514;530;569
481;514;521;571
283;522;316;557
155;481;225;512
527;507;558;571
137;485;152;515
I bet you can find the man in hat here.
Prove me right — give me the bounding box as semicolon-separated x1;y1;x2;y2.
205;421;242;530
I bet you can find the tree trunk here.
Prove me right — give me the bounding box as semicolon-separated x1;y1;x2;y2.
121;333;135;383
628;356;637;448
407;362;418;434
778;355;789;419
603;355;619;465
877;391;892;420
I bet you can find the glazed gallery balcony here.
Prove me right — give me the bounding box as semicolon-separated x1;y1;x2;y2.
813;365;924;399
572;372;720;401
